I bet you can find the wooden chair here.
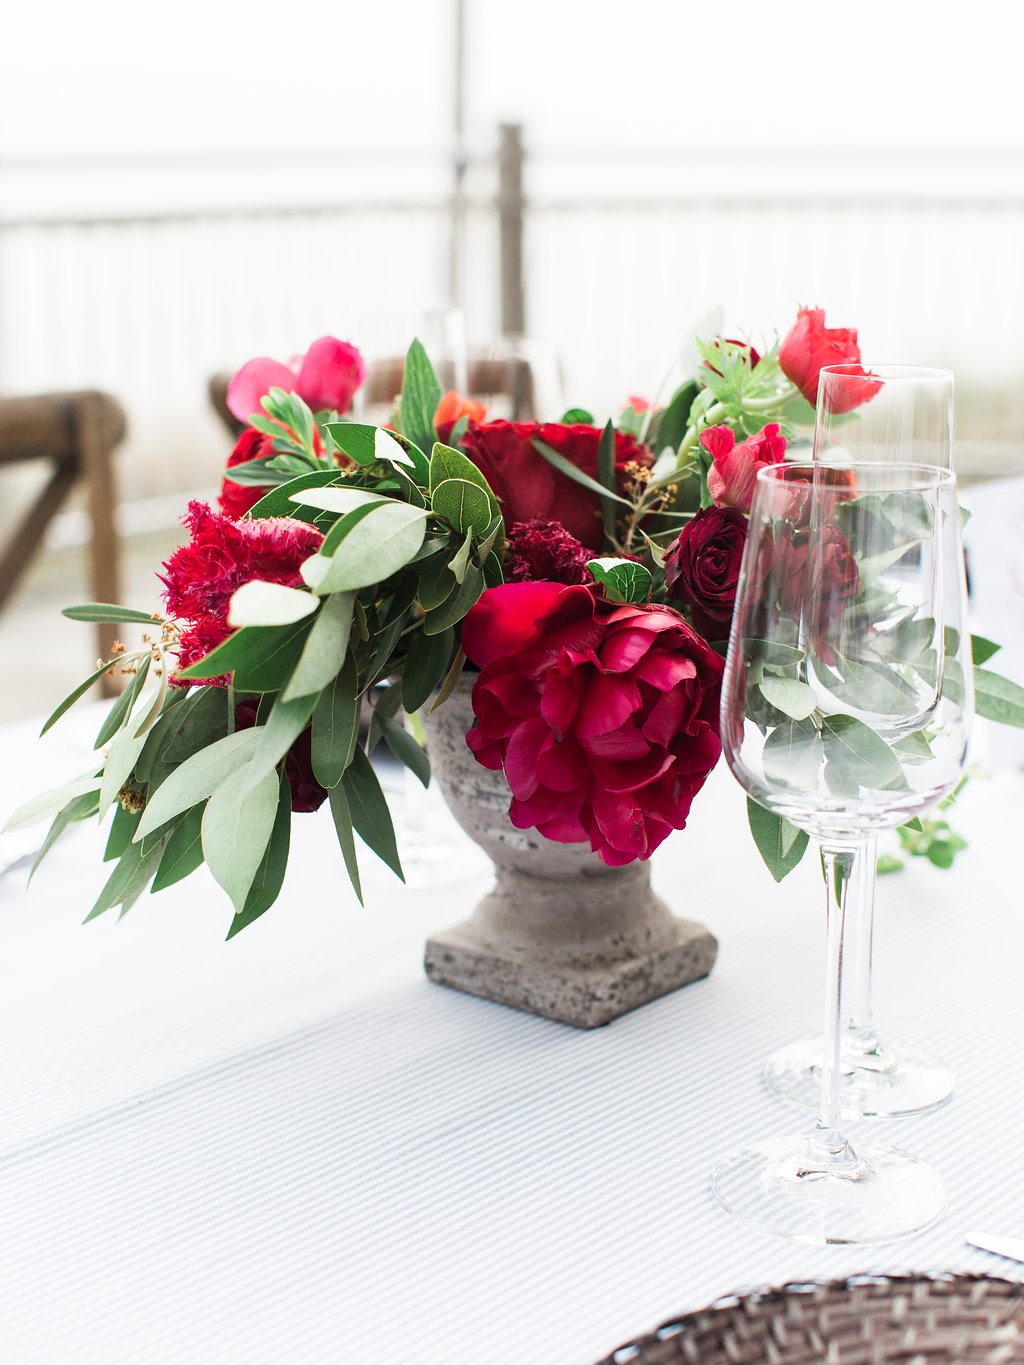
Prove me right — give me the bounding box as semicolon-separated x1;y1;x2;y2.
0;390;127;692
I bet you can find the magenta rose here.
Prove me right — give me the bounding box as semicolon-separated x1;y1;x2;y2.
461;581;724;865
778;307;881;413
459;419;652;552
226;335;367;423
664;506;747;642
702;422;787;513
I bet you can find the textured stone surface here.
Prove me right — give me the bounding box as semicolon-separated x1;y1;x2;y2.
420;677;718;1028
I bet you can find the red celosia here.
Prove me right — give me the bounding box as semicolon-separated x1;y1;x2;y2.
504;519;595;586
161;501;323;684
462;581;724;865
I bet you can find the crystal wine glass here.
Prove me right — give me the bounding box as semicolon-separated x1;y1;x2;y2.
714;461;972;1243
765;365;957;1120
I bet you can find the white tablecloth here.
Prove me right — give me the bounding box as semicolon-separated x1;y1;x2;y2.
1;707;1022;1364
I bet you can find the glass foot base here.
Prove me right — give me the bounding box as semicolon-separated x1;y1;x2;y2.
713;1135;945;1245
765;1037;954;1120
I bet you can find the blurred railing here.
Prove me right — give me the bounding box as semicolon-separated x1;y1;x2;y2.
2;131;1023;530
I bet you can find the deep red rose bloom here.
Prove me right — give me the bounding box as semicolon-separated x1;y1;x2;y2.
504;519;595;586
234;700;328;813
664;506;747;642
702;422;787;513
459;419;652;552
161;501;323;684
779;307;882;413
461;582;724;865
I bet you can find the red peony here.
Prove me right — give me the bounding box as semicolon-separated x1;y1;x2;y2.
461;582;724;865
779;307;881;413
235;700;328;813
459;419;652;552
664;506;747;642
226;335;366;424
504;519;595;586
702;422;787;513
161;501;323;682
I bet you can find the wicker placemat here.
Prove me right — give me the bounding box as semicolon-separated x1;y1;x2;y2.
595;1274;1024;1364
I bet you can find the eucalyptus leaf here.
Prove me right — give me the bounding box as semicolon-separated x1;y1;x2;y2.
40;657;129;736
819;713;909;791
585;557;652;605
431;477;491;535
150;804;205;893
202;764;280;913
311;657;360;788
247;691;318;790
597;420;618;543
84;839;163;922
762;716;823;791
313;502;429;594
340;746;404;881
29;790;100;882
98;722;150;821
62;603;162;625
280;591;354;702
375;427;415;469
226;771;292;937
3;771;102;835
328;782;363;906
758;677;818;721
429;443;499;513
379;715;431;788
245;469;349;520
94;654;151;749
971;635;1000;666
402;626;455;713
135;727;265;840
227;580;319;628
422;563;485;634
448;530;473;584
974;667;1024;728
747;797;809;882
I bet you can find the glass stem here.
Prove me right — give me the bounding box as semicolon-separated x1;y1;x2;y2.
844;835;881;1059
803;844;862;1174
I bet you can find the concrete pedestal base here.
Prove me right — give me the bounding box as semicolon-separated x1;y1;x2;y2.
425;912;717;1029
421;677;719;1029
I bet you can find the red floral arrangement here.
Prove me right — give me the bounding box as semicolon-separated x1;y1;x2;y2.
13;307;898;929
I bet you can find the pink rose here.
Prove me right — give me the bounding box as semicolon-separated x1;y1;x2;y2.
226;335;367;423
461;582;724;865
702;422;787;512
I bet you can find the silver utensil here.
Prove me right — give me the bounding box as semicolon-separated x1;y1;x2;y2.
964;1230;1024;1263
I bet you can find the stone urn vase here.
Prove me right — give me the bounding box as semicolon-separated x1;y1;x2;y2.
420;676;718;1029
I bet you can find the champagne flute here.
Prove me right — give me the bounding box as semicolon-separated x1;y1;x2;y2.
765;365;958;1120
714;461;971;1243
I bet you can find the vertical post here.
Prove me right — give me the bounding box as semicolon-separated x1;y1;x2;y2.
447;0;467;313
498;123;525;338
75;391;125;697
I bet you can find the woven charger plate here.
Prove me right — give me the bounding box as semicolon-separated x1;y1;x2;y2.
595;1275;1024;1364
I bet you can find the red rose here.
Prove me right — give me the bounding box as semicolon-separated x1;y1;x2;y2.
779;307;882;413
459;419;652;552
161;501;324;683
702;422;787;513
461;581;724;865
235;700;328;813
504;519;595;585
664;506;747;641
226;335;366;424
219;421;330;520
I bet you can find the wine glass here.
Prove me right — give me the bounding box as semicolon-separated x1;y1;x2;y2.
765;365;957;1120
714;461;972;1243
